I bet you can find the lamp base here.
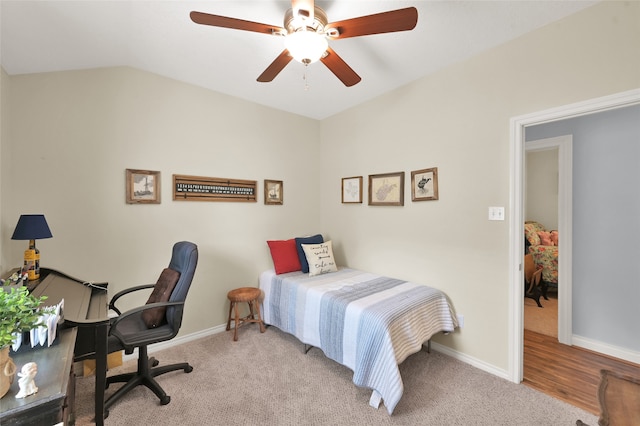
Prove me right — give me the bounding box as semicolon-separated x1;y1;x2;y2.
23;239;40;281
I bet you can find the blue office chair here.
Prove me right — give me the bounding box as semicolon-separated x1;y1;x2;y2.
103;241;198;415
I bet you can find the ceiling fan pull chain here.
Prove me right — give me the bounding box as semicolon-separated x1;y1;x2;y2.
303;65;310;91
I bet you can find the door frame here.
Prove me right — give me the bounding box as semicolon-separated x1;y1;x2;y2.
508;88;640;383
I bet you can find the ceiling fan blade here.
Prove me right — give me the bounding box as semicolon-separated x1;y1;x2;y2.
190;11;284;35
291;0;315;22
320;47;361;87
257;50;294;82
325;7;418;39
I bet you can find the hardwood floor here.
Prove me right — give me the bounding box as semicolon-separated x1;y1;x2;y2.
523;329;640;415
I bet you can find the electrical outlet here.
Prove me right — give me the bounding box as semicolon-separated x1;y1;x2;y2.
457;314;464;328
488;206;505;221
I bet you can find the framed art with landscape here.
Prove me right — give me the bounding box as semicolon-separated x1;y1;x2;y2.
126;169;160;204
264;180;283;205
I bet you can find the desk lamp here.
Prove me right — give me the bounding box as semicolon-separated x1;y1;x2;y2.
11;214;53;281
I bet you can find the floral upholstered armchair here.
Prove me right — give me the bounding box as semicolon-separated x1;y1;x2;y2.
524;221;558;290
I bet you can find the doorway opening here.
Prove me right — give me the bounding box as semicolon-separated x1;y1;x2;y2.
524;136;572;343
524;139;565;340
508;88;640;383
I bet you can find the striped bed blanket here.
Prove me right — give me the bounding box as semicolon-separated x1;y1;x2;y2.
259;267;458;414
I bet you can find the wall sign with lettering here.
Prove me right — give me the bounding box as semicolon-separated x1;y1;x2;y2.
173;174;257;202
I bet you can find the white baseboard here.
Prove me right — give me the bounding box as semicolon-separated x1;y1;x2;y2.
118;328;638;387
572;334;640;365
430;341;510;381
122;324;227;362
126;325;513;384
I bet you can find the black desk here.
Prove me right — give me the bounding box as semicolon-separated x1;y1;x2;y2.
0;269;109;425
0;328;76;425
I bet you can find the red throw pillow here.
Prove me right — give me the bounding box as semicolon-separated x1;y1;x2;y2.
142;268;180;328
267;239;301;274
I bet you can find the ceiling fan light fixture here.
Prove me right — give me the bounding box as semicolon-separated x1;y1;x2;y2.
284;30;328;65
191;5;417;86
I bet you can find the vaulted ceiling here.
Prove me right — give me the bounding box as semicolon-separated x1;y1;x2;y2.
0;1;598;119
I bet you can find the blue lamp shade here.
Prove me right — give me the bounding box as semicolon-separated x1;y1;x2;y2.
11;214;53;240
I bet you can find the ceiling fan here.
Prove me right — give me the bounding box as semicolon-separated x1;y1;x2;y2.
190;1;418;87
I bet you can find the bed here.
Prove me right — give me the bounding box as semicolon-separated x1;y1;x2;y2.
524;221;559;291
259;267;458;414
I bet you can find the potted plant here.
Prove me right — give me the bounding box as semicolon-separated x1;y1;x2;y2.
0;285;48;399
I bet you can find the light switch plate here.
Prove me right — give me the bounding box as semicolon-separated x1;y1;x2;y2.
488;206;505;221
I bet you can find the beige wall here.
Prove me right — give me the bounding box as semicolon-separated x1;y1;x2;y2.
0;67;321;331
1;1;639;374
320;1;640;370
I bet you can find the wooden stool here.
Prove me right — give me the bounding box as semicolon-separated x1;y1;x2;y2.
226;287;265;341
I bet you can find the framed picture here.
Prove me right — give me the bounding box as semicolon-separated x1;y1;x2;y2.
411;167;439;201
342;176;363;203
173;174;257;202
368;172;404;206
126;169;160;204
264;180;283;205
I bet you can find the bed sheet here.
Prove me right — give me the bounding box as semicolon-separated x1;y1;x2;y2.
259;267;457;414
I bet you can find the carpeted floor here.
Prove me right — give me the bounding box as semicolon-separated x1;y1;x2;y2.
73;325;597;425
524;293;558;338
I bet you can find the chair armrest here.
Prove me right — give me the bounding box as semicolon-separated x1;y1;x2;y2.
109;300;185;330
109;284;155;315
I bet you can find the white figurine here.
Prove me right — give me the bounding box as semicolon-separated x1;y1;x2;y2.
15;362;38;398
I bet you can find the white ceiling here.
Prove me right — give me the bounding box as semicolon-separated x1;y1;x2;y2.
1;1;599;120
